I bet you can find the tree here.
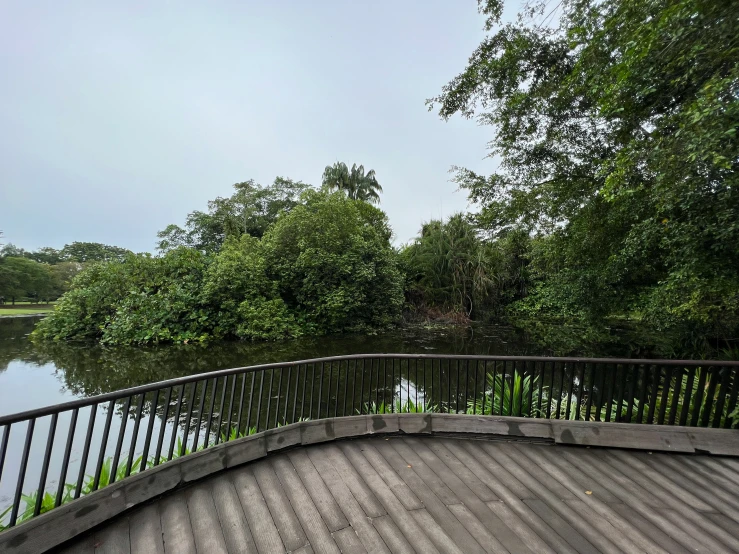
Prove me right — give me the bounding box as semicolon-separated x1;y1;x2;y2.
157;177;312;253
49;262;84;297
429;0;739;343
28;247;63;265
322;162;383;204
59;242;131;263
0;244;28;258
400;214;531;319
35;191;404;345
263;190;403;332
0;257;53;303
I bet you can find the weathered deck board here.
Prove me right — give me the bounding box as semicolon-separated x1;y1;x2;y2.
58;435;739;554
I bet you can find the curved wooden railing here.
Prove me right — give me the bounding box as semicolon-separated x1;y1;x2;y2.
0;354;737;535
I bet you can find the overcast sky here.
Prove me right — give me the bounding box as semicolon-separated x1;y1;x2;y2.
0;1;520;252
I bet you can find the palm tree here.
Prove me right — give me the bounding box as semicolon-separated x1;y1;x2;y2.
322;162;383;204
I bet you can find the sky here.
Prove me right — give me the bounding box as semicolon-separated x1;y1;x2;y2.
0;1;520;252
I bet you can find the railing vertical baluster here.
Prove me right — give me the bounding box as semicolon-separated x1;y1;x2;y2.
700;367;719;427
614;364;627;422
54;410;76;506
181;382;197;457
327;362;334;418
335;362;342;418
168;384;186;461
191;379;209;452
584;364;594;422
226;375;237;440
423;358;428;411
390;358;395;412
472;360;479;415
636;365;648;424
109;396;131;478
318;363;325;418
110;396;132;484
275;369;283;427
293;365;301;423
255;371;265;433
647;365;668;423
48;414;71;508
300;365;308;421
492;361;500;416
556;362;565;419
93;400;116;490
358;360;365;415
265;368;276;428
408;360;418;408
310;364;316;419
34;413;58;516
625;365;639;423
513;360;526;417
373;359;380;411
125;393;145;476
527;361;535;418
341;362;348;417
591;364;601;422
235;373;247;437
245;372;256;435
679;366;696;426
447;359;452;414
350;360;358;416
667;367;682;426
575;363;584;421
724;367;739;429
656;366;672;425
10;418;35;527
604;364;615;422
454;360;459;414
501;361;509;417
285;366;293;423
711;366;730;428
141;389;160;471
546;361;554;419
595;363;607;422
481;361;488;415
690;366;708;427
529;362;544;418
387;358;392;412
204;378;218;446
153;387;172;465
215;376;228;445
0;424;9;486
75;406;97;498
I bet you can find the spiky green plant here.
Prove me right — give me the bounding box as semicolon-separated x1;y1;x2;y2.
470;371;542;417
360;398;437;415
0;454;142;531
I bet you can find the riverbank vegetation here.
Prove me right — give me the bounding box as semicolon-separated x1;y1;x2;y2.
30;0;739;358
0;240;131;304
33;186;404;344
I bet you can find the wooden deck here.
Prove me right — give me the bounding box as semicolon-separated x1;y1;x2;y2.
58;435;739;554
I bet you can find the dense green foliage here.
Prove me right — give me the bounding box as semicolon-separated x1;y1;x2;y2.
0;242;131;303
34;190;404;345
417;0;739;352
322;162;383;203
157;177;311;253
400;214;530;321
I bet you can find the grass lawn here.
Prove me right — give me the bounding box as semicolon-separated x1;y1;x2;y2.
0;306;54;315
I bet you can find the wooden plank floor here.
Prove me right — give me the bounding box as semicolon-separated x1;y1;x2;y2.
57;436;739;554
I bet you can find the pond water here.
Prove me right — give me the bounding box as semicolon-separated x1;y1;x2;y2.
0;317;553;417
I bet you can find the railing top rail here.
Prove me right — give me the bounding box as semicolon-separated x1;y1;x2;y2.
1;353;737;426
